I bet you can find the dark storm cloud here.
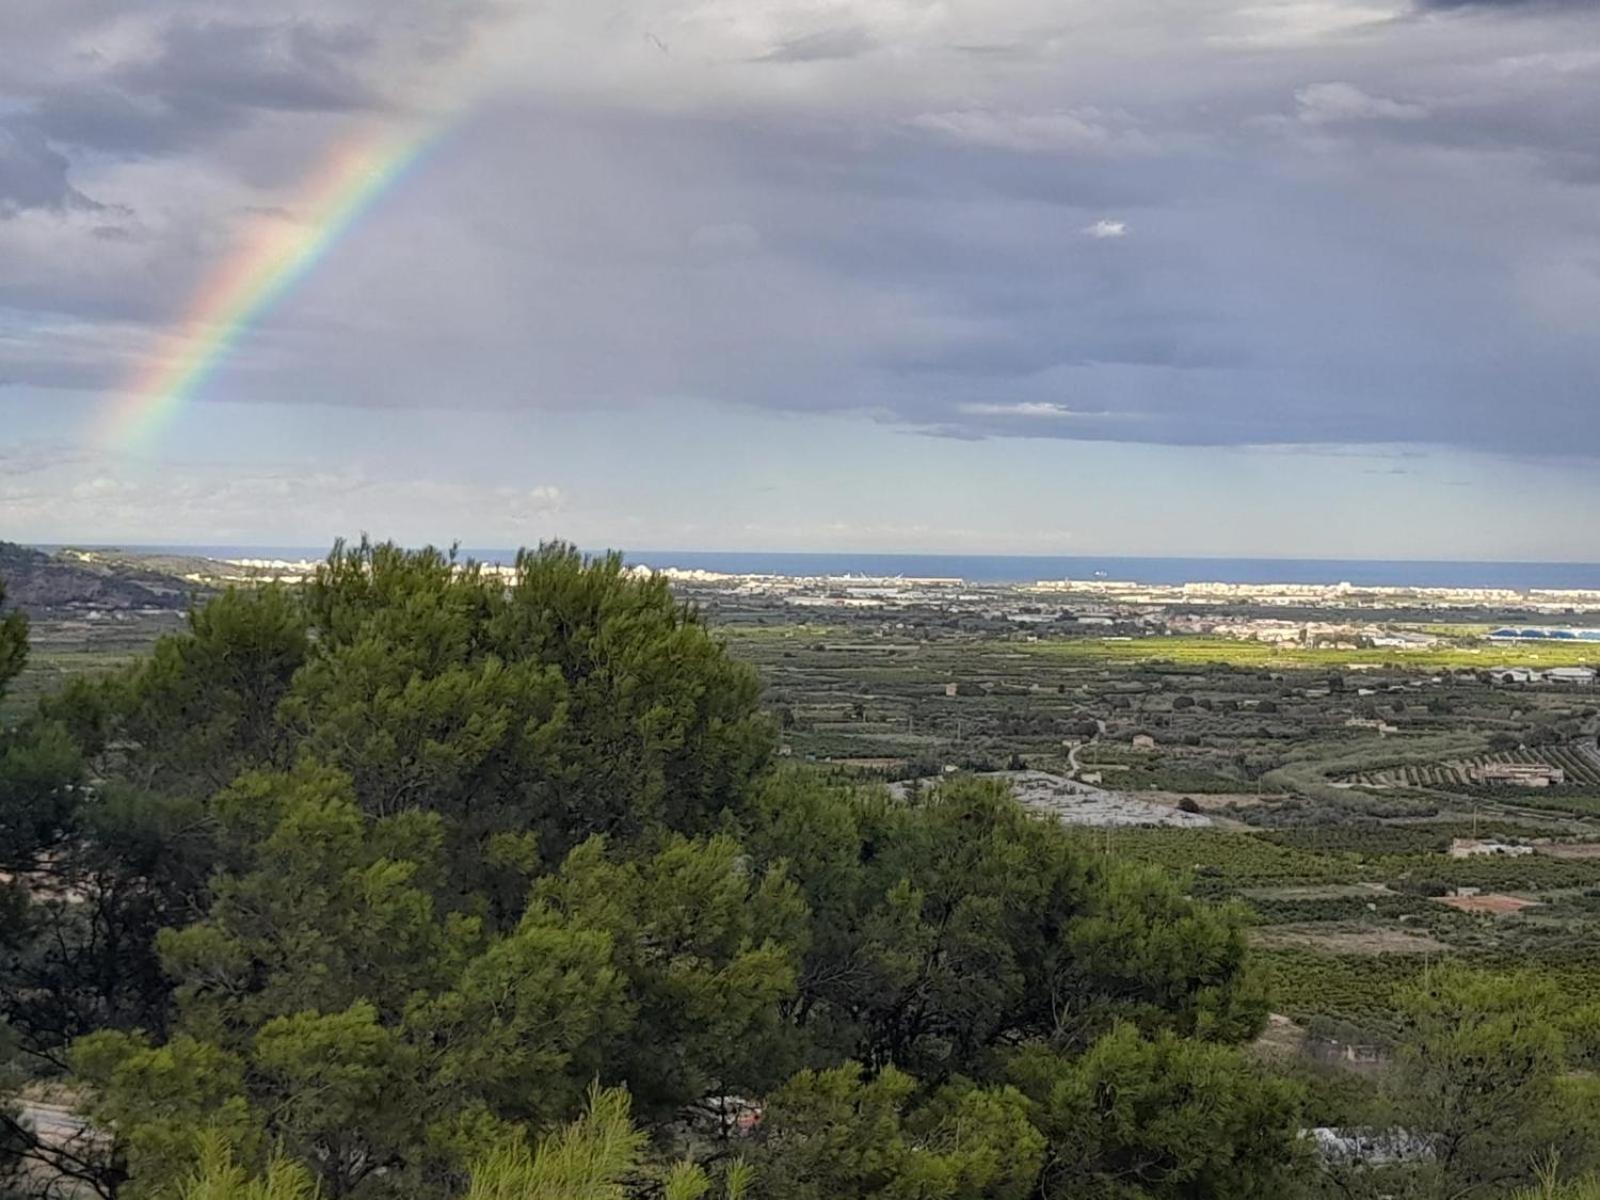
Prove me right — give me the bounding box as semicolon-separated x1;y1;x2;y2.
5;0;499;170
27;19;379;160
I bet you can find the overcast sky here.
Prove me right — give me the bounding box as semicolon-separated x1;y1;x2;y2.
4;0;1599;559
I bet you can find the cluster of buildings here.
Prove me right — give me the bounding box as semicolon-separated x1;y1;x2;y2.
1024;578;1600;614
1166;614;1443;649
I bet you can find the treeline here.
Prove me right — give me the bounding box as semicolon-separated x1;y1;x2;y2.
0;542;1596;1200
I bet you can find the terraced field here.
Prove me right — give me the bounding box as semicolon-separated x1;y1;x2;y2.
1350;744;1600;789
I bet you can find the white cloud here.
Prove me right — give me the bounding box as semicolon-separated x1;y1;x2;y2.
1295;82;1430;124
1082;219;1128;239
958;402;1098;419
1211;3;1406;48
0;457;570;545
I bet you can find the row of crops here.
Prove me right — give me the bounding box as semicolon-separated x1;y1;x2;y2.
1352;744;1600;789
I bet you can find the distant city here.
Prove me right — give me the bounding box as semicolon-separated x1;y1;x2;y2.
34;545;1600;592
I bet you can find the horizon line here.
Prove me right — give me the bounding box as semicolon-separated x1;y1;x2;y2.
20;541;1600;569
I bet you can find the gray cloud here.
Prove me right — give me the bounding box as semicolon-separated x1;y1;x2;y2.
0;120;97;215
1416;0;1589;9
27;19;380;161
1294;82;1429;123
760;26;880;63
2;0;1600;462
120;20;378;115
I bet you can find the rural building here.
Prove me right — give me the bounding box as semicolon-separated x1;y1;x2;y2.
1339;1043;1384;1066
1472;762;1565;787
1308;1035;1388;1071
944;682;958;697
1345;718;1398;736
1131;734;1157;750
1373;631;1438;648
1448;838;1533;859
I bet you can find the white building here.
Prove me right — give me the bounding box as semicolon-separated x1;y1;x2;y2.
1448;838;1533;859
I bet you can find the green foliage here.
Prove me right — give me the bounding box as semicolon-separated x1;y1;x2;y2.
72;1030;258;1197
1259;825;1456;857
172;1084;753;1200
0;717;81;870
754;1062;1043;1200
1244;893;1448;925
1079;829;1358;893
160;763;469;1027
0;570;85;881
103;763;638;1194
75;755;807;1194
537;833;808;1116
1257;949;1425;1031
291;540;771;872
744;775;1265;1078
462;1084;753;1200
112;586;309;795
462;1085;645;1200
1066;864;1267;1043
179;1132;319;1200
1383;965;1578;1198
1011;1025;1307;1199
1379;852;1600;893
0;580;26;699
1515;1176;1600;1200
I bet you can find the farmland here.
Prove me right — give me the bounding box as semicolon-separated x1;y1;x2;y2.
685;580;1600;1052
1026;633;1600;670
8;553;1600;1059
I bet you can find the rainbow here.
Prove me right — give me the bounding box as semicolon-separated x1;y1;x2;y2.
103;124;440;448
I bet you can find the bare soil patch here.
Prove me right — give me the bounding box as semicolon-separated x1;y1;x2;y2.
1436;893;1540;914
1535;842;1600;860
1243;883;1394;901
1251;1013;1308;1060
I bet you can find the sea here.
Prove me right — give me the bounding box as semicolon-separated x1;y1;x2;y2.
63;546;1600;591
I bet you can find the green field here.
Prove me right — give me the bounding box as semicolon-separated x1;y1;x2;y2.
1026;634;1600;670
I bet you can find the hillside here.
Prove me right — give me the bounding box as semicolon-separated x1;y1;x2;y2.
0;543;201;613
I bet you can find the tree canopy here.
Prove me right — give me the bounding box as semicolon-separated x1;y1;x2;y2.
1;541;1589;1199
